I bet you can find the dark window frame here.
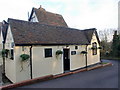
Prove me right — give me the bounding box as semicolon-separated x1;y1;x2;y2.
10;49;14;60
92;42;97;55
44;48;52;58
71;51;76;55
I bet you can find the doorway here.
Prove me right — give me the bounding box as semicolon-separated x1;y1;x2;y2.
63;49;70;71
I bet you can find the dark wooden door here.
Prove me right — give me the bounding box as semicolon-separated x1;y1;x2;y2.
63;49;70;71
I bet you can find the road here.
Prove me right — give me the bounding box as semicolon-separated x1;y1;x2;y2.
18;60;119;88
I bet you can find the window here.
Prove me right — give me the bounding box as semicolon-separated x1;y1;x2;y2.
10;49;14;60
71;51;76;55
75;46;78;50
45;48;52;58
11;42;14;48
92;42;97;55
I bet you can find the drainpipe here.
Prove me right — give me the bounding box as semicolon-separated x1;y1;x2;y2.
85;44;88;69
30;46;33;79
2;42;5;75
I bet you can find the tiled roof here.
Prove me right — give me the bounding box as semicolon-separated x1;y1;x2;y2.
8;18;98;46
29;7;68;27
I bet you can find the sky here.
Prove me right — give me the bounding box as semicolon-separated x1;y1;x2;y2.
0;0;119;31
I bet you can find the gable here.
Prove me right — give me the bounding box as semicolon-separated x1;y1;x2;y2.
29;7;68;27
5;25;14;46
91;32;100;46
29;11;38;22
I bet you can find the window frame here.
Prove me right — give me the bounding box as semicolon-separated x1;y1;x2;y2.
10;49;14;60
92;42;97;55
44;48;52;58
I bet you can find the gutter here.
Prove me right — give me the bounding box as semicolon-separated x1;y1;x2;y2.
30;46;33;79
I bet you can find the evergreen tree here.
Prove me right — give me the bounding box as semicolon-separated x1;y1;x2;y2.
111;31;120;57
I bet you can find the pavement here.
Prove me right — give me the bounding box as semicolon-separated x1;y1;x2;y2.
0;59;118;89
18;60;118;88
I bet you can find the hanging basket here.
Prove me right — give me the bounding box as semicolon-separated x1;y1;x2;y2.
56;50;63;55
1;49;9;58
81;51;87;54
20;54;30;61
91;47;97;50
98;46;102;49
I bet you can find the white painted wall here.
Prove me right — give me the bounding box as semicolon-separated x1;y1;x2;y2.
70;45;86;70
87;32;100;66
5;25;16;83
14;46;31;82
32;46;63;78
0;30;3;49
30;12;39;22
0;30;3;65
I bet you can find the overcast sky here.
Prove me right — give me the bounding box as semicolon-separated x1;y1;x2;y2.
0;0;119;30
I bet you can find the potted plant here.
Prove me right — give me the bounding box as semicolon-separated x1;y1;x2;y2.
81;51;87;54
20;54;30;61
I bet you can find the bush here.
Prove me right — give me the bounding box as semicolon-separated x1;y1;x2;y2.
20;54;30;61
